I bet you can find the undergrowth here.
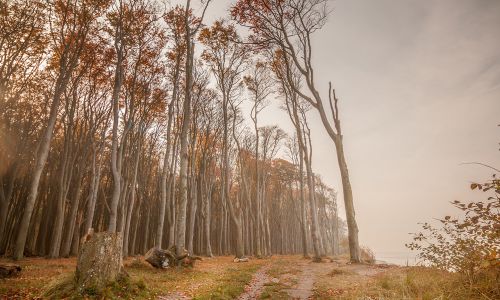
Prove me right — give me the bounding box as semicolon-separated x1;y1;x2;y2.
338;266;499;299
43;272;150;299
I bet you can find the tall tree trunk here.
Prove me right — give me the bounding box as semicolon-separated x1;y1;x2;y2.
157;61;178;248
61;167;84;257
233;217;244;259
176;0;194;255
84;146;102;234
70;212;81;256
203;189;213;257
298;151;309;257
187;176;197;255
123;145;140;257
334;135;360;261
303;138;321;260
0;178;9;242
142;204;151;254
108;37;125;233
49;144;71;258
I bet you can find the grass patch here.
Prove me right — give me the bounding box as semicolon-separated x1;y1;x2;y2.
126;257;151;269
322;266;500;300
1;256;264;299
192;265;260;300
328;268;355;276
259;261;301;299
43;272;150;299
126;263;212;297
260;282;289;299
266;261;300;280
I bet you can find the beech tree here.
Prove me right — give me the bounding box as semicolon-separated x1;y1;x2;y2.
176;0;212;256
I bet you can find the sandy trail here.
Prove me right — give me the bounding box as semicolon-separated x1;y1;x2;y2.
281;259;390;299
281;260;332;300
283;263;317;299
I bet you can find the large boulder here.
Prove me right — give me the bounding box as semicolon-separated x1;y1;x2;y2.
75;231;123;291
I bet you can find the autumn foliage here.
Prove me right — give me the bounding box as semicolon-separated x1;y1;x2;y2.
407;174;500;295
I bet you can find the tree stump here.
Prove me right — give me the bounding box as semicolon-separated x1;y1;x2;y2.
75;231;123;291
145;246;201;268
0;263;21;278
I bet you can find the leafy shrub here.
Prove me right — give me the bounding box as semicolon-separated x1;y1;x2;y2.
407;174;499;296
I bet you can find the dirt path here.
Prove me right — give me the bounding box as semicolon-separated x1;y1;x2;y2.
283;263;316;299
237;265;270;300
270;258;392;299
281;260;330;300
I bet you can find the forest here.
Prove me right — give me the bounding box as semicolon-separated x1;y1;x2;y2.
0;0;498;299
0;0;357;263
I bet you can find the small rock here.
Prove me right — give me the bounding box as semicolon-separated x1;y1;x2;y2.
234;257;250;263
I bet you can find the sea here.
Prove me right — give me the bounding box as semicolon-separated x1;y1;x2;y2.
374;251;419;266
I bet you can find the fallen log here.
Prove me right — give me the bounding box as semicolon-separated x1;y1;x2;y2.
0;263;21;278
145;246;202;268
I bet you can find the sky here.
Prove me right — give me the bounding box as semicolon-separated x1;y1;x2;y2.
181;0;500;263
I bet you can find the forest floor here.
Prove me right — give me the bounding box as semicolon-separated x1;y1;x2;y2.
0;255;463;299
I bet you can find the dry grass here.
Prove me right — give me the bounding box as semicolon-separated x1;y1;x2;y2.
0;256;265;299
41;272;149;299
259;258;301;299
328;268;355;276
0;257;75;298
314;265;500;299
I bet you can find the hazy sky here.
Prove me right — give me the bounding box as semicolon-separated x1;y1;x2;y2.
182;0;500;261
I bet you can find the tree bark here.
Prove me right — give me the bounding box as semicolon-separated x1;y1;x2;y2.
108;22;125;233
298;149;309;258
176;0;195;255
334;135;360;261
158;60;178;248
76;231;123;291
123;144;140;257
